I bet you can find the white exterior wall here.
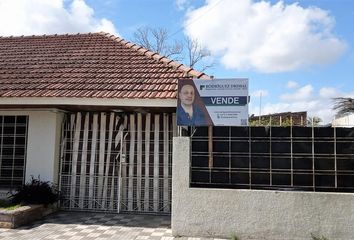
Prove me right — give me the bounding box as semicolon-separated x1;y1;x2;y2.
0;109;64;185
172;137;354;240
332;114;354;127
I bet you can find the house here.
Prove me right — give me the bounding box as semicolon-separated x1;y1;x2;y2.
332;113;354;127
0;32;208;213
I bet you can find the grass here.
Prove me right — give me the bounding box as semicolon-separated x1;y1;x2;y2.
230;233;239;240
0;199;22;211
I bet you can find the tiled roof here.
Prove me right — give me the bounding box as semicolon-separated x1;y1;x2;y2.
0;32;209;99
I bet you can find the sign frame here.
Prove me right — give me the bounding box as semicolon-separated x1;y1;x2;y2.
177;78;249;126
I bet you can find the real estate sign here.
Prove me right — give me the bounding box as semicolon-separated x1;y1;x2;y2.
177;78;249;126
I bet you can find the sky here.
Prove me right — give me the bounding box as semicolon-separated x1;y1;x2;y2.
0;0;353;124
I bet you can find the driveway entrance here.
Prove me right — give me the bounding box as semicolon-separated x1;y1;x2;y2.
0;211;225;240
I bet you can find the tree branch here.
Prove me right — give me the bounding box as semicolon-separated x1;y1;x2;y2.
132;27;212;72
333;97;354;116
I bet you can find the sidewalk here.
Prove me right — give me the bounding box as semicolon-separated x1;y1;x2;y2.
0;211;227;240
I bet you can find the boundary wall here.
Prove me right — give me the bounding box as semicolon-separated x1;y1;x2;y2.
172;137;354;239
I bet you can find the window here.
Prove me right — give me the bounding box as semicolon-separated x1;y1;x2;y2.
0;115;28;188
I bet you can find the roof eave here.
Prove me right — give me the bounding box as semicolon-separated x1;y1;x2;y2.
0;97;177;108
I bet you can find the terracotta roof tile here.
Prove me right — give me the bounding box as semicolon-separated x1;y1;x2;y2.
0;32;208;99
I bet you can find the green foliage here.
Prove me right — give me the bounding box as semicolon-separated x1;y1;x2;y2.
0;199;11;207
250;116;322;127
10;176;59;205
230;233;239;240
249;117;292;126
281;118;293;126
249;118;271;126
1;204;21;210
311;233;329;240
307;117;322;126
0;199;21;210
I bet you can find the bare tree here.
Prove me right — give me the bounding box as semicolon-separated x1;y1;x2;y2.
185;37;213;71
133;27;183;60
132;27;212;72
334;97;354;115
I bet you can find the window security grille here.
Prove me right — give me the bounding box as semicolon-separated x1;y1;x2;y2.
191;126;354;193
0;116;28;189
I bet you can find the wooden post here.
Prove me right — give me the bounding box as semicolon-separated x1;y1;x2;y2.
97;113;106;206
120;116;128;212
144;113;151;212
172;113;177;137
163;114;169;212
110;115;123;211
79;113;89;209
291;115;293;127
153;114;160;212
102;112;115;209
88;113;98;209
118;115;128;213
128;114;135;211
70;113;81;209
58;115;67;212
136;113;143;211
208;126;213;168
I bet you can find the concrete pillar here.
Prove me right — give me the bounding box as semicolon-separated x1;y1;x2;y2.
172;137;190;236
26;110;64;184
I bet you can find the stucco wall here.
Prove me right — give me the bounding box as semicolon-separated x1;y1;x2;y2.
332;114;354;127
172;137;354;240
0;109;64;185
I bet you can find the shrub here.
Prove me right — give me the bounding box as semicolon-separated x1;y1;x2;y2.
230;233;239;240
0;199;19;209
10;176;59;205
311;233;329;240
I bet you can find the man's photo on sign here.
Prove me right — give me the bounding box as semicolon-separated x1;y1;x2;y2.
177;81;210;126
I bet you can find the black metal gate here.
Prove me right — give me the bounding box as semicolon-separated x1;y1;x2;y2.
191;126;354;192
